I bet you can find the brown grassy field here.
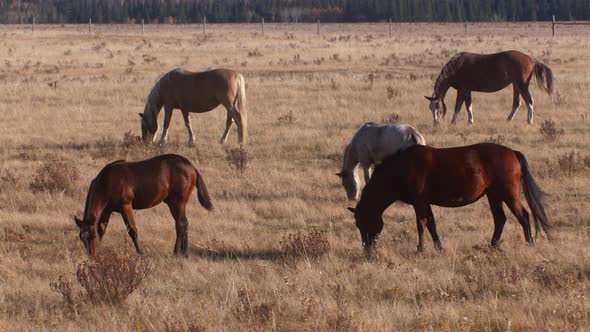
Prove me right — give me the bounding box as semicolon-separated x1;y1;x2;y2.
0;22;589;331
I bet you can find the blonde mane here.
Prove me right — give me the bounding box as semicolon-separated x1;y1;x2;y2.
142;71;169;131
433;52;464;97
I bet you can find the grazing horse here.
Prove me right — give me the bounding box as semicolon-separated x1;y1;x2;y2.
425;50;554;126
139;68;247;145
74;154;213;257
348;143;551;253
337;122;426;200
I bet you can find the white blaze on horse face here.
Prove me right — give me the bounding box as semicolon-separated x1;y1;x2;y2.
341;171;359;201
429;100;439;123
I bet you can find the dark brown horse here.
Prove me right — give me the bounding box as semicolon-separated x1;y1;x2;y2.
139;68;247;145
74;154;213;257
348;143;550;253
425;50;554;126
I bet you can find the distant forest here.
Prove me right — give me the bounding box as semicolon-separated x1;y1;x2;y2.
2;0;589;24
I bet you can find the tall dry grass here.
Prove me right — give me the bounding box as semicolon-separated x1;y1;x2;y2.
0;22;589;330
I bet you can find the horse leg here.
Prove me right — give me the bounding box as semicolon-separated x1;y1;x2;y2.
504;197;534;245
120;205;143;255
487;194;507;247
413;204;428;253
97;208;112;240
181;110;196;146
229;106;244;145
520;87;534;125
425;205;443;251
507;84;522;121
451;91;465;125
464;91;474;124
219;111;234;144
167;199;189;257
159;106;173;144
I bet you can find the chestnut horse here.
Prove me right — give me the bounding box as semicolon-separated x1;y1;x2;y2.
139;68;247;145
74;154;213;257
348;143;550;253
425;50;554;126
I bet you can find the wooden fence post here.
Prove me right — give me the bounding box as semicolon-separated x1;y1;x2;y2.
89;17;91;35
389;18;392;37
262;18;264;36
552;15;555;36
317;19;320;36
464;20;468;36
141;19;144;36
32;17;35;33
203;16;207;34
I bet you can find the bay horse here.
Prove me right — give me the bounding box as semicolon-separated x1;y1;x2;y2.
139;68;247;145
348;143;551;254
425;50;554;126
74;154;213;257
337;122;426;201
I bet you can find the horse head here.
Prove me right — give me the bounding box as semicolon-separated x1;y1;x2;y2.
139;113;157;143
336;170;359;201
73;215;100;257
424;96;447;126
347;206;383;254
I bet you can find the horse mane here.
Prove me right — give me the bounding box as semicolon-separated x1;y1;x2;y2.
433;52;464;97
142;70;170;131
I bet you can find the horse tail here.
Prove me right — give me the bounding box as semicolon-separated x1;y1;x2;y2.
515;151;551;240
195;168;213;211
533;59;554;96
234;73;247;144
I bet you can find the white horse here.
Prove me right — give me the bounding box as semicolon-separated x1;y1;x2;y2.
336;122;426;201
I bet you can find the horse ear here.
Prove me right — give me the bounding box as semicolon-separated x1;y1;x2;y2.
336;172;343;177
73;216;82;227
138;113;143;118
424;96;435;101
347;207;356;213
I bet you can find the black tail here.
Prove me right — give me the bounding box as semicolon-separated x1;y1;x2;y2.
195;169;213;211
533;60;554;96
515;151;551;239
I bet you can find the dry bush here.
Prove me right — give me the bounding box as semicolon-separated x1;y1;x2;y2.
539;119;564;141
49;275;77;314
225;147;248;174
280;230;330;260
383;112;401;124
29;158;80;195
122;130;142;149
76;251;153;306
277;111;296;125
329;78;339;90
328;284;355;331
233;288;274;324
163;320;206;332
0;169;20;192
386;86;400;99
487;134;507;145
247;49;263;57
557;151;587;176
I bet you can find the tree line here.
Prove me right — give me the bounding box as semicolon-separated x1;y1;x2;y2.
1;0;588;24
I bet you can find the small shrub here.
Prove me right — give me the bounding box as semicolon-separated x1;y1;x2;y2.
247;49;263;57
383;112;401;124
280;230;330;259
225;147;248;174
557;151;585;176
122;130;142;149
278;111;296;125
0;169;20;193
29;158;80;195
368;73;375;90
49;276;77;314
234;288;273;324
76;251;153;305
539;119;564;141
487;135;507;145
329;78;339;90
386;86;400;99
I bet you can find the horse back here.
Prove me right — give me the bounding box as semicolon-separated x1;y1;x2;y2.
450;51;533;91
162;68;239;112
95;154;197;210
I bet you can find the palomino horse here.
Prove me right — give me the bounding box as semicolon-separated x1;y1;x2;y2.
337;122;426;200
139;68;247;145
425;50;554;125
348;143;550;253
74;154;213;257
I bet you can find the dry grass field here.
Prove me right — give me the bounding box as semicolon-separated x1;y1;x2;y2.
0;22;589;331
